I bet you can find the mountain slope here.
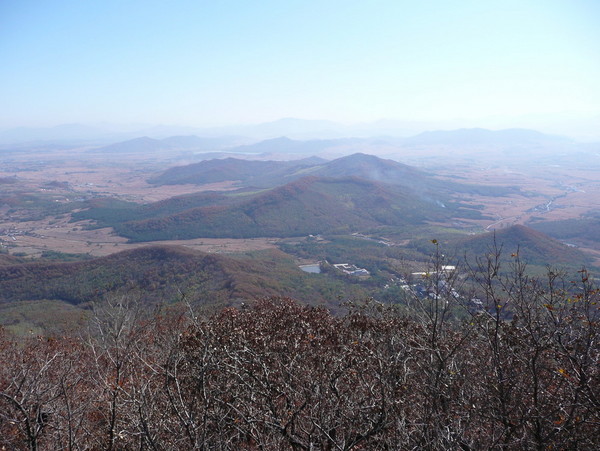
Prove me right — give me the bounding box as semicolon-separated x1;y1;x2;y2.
109;176;474;241
0;254;24;266
305;153;437;191
149;153;434;189
529;217;600;244
456;225;591;267
148;158;313;186
91;135;243;154
93;136;167;153
148;152;520;198
0;245;337;306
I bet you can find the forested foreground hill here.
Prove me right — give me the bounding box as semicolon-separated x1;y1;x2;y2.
0;245;242;306
0;245;379;336
0;245;367;310
72;153;525;243
1;290;598;450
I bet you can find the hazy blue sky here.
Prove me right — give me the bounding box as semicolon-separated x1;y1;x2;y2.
1;0;599;134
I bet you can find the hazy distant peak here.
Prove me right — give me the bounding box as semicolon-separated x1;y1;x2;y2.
95;136;165;153
325;152;419;171
261;117;342;128
333;152;393;163
257;136;295;144
130;136;158;143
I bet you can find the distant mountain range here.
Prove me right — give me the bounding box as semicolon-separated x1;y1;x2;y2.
90;135;244;153
74;127;588;171
4;121;591;172
218;118;349;139
0;123;114;145
2;118;592;147
97;127;576;156
403;128;572;147
0;123;217;146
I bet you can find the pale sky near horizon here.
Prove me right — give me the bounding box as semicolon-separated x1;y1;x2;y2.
1;0;599;134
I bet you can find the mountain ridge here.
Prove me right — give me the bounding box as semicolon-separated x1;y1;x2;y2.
77;175;481;241
148;152;521;199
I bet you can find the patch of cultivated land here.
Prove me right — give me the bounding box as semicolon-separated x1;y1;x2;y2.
435;165;600;229
0;157;237;203
1;152;271;256
1;215;279;257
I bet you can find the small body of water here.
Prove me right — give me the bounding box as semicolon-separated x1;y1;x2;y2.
299;263;321;274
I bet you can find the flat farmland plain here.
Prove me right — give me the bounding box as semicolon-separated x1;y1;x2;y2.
1;151;273;256
435;164;600;227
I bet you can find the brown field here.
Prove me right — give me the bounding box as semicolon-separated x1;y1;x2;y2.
0;215;279;257
435;164;600;229
1;151;270;256
1;151;238;203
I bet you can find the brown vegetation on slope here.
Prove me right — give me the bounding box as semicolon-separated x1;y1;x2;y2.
1;260;598;450
0;245;287;307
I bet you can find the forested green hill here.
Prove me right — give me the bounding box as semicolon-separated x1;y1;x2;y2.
0;245;369;309
76;176;481;241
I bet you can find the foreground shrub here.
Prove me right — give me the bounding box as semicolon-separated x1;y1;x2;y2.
1;265;598;449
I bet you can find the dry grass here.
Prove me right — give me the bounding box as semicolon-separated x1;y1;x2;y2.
1;151;272;256
2;215;279;257
435;165;600;229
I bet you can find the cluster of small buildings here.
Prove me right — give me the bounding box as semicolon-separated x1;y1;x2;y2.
393;265;460;300
0;227;25;242
351;232;393;246
332;263;370;277
299;260;370;277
